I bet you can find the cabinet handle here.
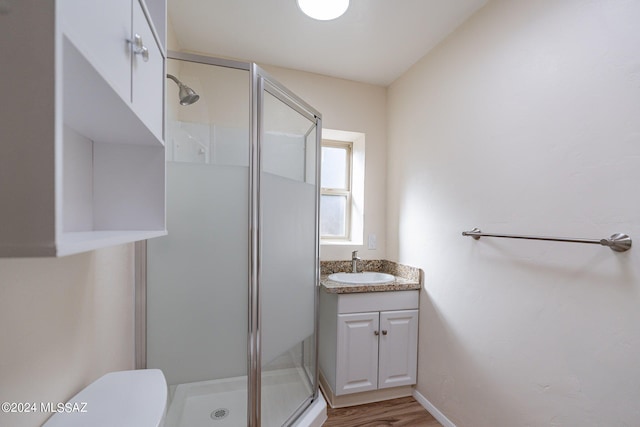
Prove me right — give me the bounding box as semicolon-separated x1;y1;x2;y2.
131;33;150;62
382;330;388;335
374;330;379;336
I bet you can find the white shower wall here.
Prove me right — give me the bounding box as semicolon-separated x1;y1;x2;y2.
167;119;307;177
167;120;250;166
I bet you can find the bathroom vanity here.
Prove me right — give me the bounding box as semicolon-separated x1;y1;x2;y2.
319;261;421;408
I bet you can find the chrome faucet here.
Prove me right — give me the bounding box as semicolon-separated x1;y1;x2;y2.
351;250;362;273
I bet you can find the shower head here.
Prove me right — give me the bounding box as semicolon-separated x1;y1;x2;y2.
177;85;200;106
166;74;200;106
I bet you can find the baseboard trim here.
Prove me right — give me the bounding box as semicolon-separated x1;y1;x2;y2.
412;389;456;427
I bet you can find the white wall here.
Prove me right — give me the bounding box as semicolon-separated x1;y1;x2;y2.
387;1;640;425
260;65;387;261
0;244;135;427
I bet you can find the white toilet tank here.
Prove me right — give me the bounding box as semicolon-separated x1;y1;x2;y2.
42;369;167;427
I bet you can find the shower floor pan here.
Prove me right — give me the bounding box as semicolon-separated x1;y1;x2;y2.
165;368;314;427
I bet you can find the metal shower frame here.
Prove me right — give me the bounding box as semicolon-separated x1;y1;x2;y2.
134;51;323;427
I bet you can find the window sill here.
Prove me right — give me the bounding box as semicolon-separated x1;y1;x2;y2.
321;238;363;246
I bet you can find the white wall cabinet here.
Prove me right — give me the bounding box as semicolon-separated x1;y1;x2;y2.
60;0;164;140
320;290;419;403
0;0;167;257
131;0;164;140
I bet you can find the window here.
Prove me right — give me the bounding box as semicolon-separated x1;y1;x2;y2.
320;128;365;246
321;140;352;240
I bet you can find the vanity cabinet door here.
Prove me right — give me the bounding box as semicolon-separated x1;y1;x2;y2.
378;309;418;389
336;312;379;395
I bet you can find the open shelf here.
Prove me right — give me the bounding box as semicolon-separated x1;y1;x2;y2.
57;230;167;257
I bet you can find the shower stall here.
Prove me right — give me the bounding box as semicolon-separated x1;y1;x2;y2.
136;52;324;426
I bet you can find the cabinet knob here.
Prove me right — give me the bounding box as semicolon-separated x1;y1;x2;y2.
382;330;388;335
131;33;150;62
373;330;379;336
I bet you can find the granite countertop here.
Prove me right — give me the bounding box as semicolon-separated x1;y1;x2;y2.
320;260;422;294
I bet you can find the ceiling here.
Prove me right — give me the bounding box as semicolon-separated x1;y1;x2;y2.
168;0;488;87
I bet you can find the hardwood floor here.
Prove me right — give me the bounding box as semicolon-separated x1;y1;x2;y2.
323;396;443;427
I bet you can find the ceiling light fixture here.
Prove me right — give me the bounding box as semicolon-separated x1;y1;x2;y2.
297;0;349;21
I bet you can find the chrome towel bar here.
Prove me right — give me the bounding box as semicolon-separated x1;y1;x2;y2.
462;228;632;252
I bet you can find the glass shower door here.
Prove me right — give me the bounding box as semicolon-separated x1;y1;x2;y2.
259;77;320;426
146;58;251;427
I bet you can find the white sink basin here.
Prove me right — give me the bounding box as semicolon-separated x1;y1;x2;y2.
328;272;395;284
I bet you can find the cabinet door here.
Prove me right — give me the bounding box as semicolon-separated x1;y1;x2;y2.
131;0;164;141
378;309;418;389
59;0;132;102
336;312;379;395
